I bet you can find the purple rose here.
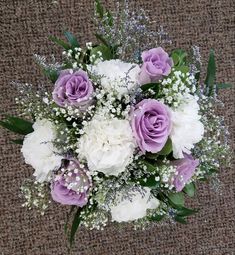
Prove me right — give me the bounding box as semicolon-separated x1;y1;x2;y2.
172;154;199;192
131;99;171;153
51;159;91;207
139;47;173;84
53;69;94;109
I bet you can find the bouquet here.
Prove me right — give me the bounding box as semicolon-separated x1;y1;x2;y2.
1;0;231;246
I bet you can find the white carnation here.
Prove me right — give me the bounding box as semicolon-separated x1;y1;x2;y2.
78;115;136;176
21;119;62;182
88;59;140;96
170;95;204;158
110;187;159;222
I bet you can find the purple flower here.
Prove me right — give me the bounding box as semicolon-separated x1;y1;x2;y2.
51;159;91;207
139;47;173;84
172;154;199;192
52;69;94;109
131;99;171;153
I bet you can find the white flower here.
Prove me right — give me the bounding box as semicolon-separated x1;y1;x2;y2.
170;95;204;158
110;187;159;222
78;115;136;176
21;119;62;182
88;59;140;96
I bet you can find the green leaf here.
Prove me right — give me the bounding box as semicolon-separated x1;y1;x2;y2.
145;152;158;160
148;214;165;222
0;116;33;135
95;0;104;19
174;215;187;224
64;31;79;49
95;33;110;47
195;71;201;84
69;208;82;247
174;65;190;73
106;10;114;26
42;69;59;83
90;45;112;62
11;139;23;145
158;139;172;156
110;44;120;58
95;0;113;28
64;205;76;235
207;168;219;176
183;182;196;197
168;192;185;206
141;83;160;94
216;83;233;90
139;175;159;189
176;206;198;217
171;49;187;66
205;49;216;96
140;160;156;173
49;35;70;50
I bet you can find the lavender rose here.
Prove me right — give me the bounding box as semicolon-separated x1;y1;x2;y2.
172;154;199;192
53;69;94;109
51;159;91;207
131;99;171;153
139;47;173;84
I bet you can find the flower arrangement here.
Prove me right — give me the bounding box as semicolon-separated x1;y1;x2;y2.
1;0;232;246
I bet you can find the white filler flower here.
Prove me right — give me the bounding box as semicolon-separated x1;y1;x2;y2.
170;95;204;158
21;119;62;182
88;59;140;96
78;115;136;176
110;187;159;222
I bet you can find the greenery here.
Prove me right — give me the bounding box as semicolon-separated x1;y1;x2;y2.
183;182;196;197
205;49;216;96
0;115;33;135
171;49;188;66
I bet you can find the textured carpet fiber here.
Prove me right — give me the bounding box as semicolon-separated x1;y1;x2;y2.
0;0;234;254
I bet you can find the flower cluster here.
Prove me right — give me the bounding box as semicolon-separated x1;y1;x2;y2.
1;0;231;246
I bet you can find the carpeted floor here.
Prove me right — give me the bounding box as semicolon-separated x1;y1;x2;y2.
0;0;234;254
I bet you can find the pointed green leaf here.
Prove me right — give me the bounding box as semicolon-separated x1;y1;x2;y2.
183;182;196;197
106;10;114;26
90;45;112;63
110;44;121;59
216;83;233;90
7;116;33;134
174;215;187;224
69;208;82;247
174;65;190;73
139;175;159;189
176;206;198;217
43;69;59;83
95;33;110;47
0;116;33;135
195;71;201;86
64;205;76;235
141;83;160;94
11;139;23;145
168;192;185;206
171;49;187;66
64;31;79;49
205;49;216;96
95;0;104;19
158;139;172;156
148;214;165;222
207;168;219;176
140;160;156;173
0;120;21;134
145;152;158;160
49;35;70;50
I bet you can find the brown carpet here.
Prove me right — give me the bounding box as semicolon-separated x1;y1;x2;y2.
0;0;234;254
